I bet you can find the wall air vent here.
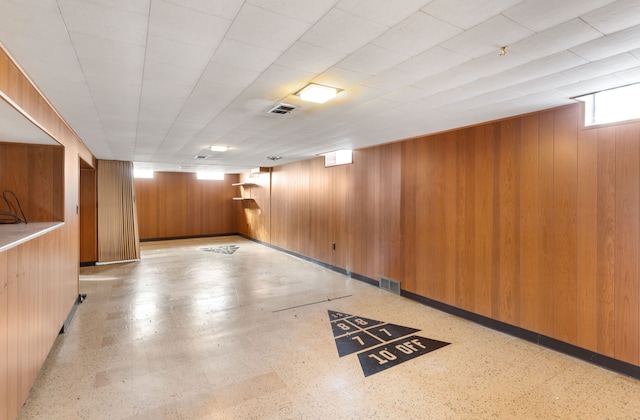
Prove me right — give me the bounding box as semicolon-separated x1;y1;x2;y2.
266;103;296;115
380;276;401;295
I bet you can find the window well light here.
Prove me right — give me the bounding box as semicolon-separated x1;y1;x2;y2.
322;149;353;167
197;172;225;180
297;83;339;104
575;83;640;127
133;168;154;179
210;145;229;152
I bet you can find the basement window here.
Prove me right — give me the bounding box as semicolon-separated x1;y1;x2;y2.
133;168;154;179
575;83;640;127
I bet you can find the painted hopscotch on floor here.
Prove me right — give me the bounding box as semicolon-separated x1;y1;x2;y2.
329;310;450;377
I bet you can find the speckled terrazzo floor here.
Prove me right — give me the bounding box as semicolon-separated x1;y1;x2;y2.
17;236;640;419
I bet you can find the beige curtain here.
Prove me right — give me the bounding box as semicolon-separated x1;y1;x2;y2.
97;160;140;263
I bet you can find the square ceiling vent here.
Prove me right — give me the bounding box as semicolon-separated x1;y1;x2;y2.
266;103;296;115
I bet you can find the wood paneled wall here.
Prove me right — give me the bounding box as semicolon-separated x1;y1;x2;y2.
135;172;239;240
246;103;640;368
0;44;93;420
0;143;63;222
79;168;97;263
236;171;271;243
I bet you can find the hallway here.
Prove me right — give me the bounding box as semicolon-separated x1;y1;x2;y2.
18;237;640;419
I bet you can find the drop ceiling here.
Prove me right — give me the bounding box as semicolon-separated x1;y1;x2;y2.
0;0;639;174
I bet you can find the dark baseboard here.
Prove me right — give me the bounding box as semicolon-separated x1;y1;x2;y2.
140;233;239;243
59;294;86;334
80;261;96;267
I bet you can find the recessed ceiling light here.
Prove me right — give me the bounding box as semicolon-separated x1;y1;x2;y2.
210;145;229;152
297;83;339;104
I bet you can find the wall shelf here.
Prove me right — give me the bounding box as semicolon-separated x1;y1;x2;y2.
233;197;254;201
232;182;254;187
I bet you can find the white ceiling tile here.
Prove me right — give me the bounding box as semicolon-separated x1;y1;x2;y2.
144;35;212;71
81;0;150;15
337;44;410;75
582;0;640;34
422;0;523;30
336;0;430;26
57;0;148;45
226;3;311;51
394;46;469;77
439;15;534;59
163;0;244;19
149;0;230;50
570;25;640;62
450;50;531;84
371;11;462;56
361;68;422;91
381;86;432;102
508;19;603;60
211;38;282;73
614;65;640;83
246;0;338;24
413;69;476;95
0;2;71;42
314;66;371;90
503;0;616;32
301;8;388;54
556;75;627;97
275;41;347;74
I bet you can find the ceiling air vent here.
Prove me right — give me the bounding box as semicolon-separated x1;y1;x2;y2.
193;155;209;160
266;103;296;115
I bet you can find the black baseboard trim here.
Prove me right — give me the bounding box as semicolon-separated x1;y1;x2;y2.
60;294;86;334
402;290;640;380
140;233;239;243
238;234;380;287
80;261;96;267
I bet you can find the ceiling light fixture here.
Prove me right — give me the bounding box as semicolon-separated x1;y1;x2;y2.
499;46;507;56
266;156;282;161
210;145;229;152
297;83;339;104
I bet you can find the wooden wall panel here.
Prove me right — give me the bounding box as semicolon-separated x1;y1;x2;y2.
538;111;555;336
134;172;238;240
331;163;349;268
614;124;640;365
519;114;540;332
379;143;403;282
401;140;417;292
443;135;456;304
496;119;521;324
80;168;97;263
415;138;430;297
474;124;494;317
553;106;578;344
597;127;616;357
576;127;598;351
309;157;332;264
347;148;380;279
460;128;476;311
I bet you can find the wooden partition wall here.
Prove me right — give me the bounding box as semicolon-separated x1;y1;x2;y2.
244;103;640;368
0;45;94;420
97;160;140;262
135;172;239;240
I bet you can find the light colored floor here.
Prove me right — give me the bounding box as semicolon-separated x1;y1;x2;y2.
17;236;640;419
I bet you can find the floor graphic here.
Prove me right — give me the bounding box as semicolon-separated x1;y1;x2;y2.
329;310;450;377
201;245;239;255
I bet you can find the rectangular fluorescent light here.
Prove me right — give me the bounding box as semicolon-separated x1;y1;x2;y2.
210;145;229;152
197;172;225;180
298;83;338;104
133;168;154;179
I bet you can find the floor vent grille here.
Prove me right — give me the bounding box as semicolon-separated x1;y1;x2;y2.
380;276;401;295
